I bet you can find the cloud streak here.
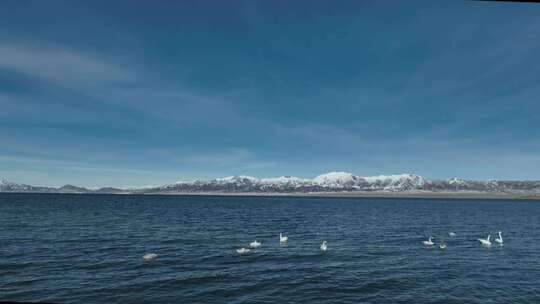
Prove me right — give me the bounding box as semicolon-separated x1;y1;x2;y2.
0;42;136;87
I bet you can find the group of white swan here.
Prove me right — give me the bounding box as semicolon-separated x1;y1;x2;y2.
234;240;261;254
235;233;328;254
142;233;310;261
236;239;262;253
143;231;504;262
477;231;503;247
422;231;504;249
423;232;455;249
422;236;448;249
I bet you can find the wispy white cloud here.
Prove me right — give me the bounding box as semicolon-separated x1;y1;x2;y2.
97;86;246;127
0;154;161;175
0;154;195;188
0;147;279;187
0;42;136;87
402;17;540;99
145;147;277;171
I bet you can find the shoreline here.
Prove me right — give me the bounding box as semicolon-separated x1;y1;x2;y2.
2;191;539;200
144;191;540;200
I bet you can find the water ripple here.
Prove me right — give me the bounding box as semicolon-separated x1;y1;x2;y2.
1;194;540;303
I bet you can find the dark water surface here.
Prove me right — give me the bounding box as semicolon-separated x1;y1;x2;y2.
1;193;540;303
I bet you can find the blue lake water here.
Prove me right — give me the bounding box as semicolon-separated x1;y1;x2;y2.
1;193;540;303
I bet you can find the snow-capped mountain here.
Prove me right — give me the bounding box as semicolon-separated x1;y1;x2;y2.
0;179;55;193
2;172;540;194
134;172;540;194
0;179;122;194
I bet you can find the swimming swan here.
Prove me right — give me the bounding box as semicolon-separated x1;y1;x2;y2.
495;231;503;245
249;240;262;248
449;232;456;237
279;233;288;243
236;247;250;254
143;253;158;262
423;237;434;246
478;235;492;247
320;241;328;252
439;241;447;250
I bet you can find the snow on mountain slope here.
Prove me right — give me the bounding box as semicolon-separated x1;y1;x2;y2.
362;174;427;191
3;173;540;194
313;172;358;188
260;176;308;184
0;179;55;192
218;176;257;183
144;172;434;193
1;179;32;191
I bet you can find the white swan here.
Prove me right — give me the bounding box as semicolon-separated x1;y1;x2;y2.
495;231;503;245
320;240;328;252
423;237;434;246
478;235;492;247
236;247;250;254
449;232;456;237
439;241;447;250
249;240;262;248
279;233;288;243
142;253;158;262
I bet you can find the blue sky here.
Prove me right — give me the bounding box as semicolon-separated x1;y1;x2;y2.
1;0;540;187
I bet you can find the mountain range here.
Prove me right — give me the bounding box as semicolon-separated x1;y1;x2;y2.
2;172;540;195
